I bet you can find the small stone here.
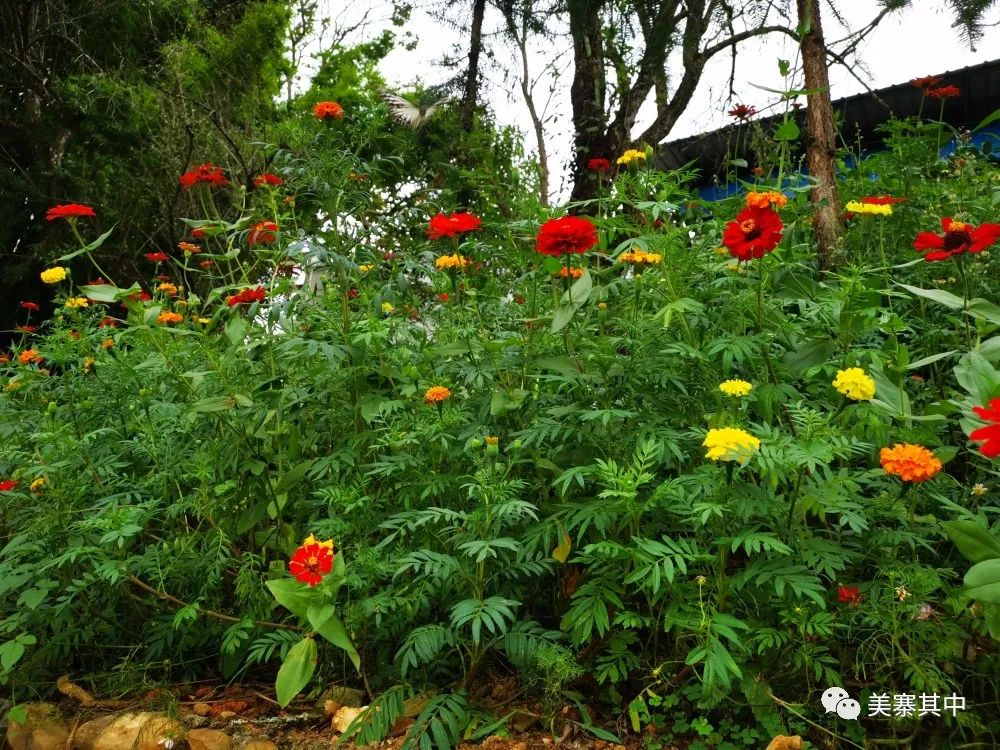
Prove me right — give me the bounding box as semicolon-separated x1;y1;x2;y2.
330;707;365;734
7;704;71;750
187;728;232;750
765;737;803;750
318;687;364;709
193;704;212;717
323;701;341;717
187;717;211;730
74;712;184;750
234;740;277;750
218;712;238;720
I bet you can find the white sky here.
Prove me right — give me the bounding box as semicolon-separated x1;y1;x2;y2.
320;1;1000;200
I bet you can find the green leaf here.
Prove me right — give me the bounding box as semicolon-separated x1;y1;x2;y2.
973;106;1000;132
80;283;141;303
266;578;316;620
965;559;1000;604
551;270;593;333
897;283;965;310
552;528;572;564
489;388;529;416
275;637;317;707
0;640;25;672
550;303;576;334
781;339;835;377
307;604;335;631
314;612;361;670
55;226;116;262
274;460;314;495
225;317;249;347
968;298;1000;326
908;351;958;369
190;396;237;413
774;119;800;141
943;521;1000;563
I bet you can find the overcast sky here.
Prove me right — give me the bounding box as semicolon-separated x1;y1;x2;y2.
321;1;1000;200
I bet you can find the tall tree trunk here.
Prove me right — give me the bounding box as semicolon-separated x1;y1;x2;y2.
568;0;614;207
797;0;842;269
461;0;487;133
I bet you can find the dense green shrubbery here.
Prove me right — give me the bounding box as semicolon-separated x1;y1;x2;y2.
2;100;1000;749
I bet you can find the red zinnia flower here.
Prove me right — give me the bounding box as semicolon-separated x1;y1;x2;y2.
927;85;960;100
288;537;335;586
587;158;611;173
253;173;284;188
145;252;170;263
861;195;906;206
911;75;943;89
438;293;449;302
426;212;482;240
536;216;598;257
913;217;1000;261
347;288;359;299
313;101;344;120
722;206;783;261
15;325;37;334
226;286;267;307
46;204;96;221
727;103;757;121
248;221;278;245
98;317;118;328
20;302;40;312
0;480;17;492
837;585;862;607
191;227;207;239
971;398;1000;459
179;163;229;190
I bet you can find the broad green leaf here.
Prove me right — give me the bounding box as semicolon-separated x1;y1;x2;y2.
314;612;361;670
274;460;314;495
908;351;958;369
968;298;1000;325
307;604;335;631
266;578;316;620
55;226;116;262
774;119;800;141
943;521;1000;563
190;396;237;413
781;338;835;377
80;283;141;303
973;106;1000;132
965;559;1000;604
897;283;964;310
275;637;317;707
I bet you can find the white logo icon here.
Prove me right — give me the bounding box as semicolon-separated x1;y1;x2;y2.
820;687;860;720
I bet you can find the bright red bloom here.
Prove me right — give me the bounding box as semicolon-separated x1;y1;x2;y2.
722;206;783;261
191;227;207;239
587;158;611;173
911;75;943;89
535;216;598;257
438;293;449;302
20;302;40;312
927;85;960;100
88;278;108;285
727;103;757;121
179;163;229;190
226;286;267;307
253;173;284;187
288;539;334;586
248;221;278;245
46;204;96;221
145;252;170;263
15;325;37;334
913;217;1000;261
347;288;359;299
971;398;1000;458
0;480;17;492
837;585;862;607
98;317;118;328
426;212;483;240
861;195;906;206
313;101;344;120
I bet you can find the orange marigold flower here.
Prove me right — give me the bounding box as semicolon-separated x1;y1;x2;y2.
313;101;344;120
558;266;584;279
745;191;788;209
248;221;278;245
0;354;10;364
424;385;452;405
157;312;184;325
289;536;334;586
253;173;284;187
19;349;43;365
101;339;115;350
178;242;201;254
158;282;178;297
879;443;942;482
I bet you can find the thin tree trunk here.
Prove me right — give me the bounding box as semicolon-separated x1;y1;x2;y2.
797;0;842;269
461;0;487;133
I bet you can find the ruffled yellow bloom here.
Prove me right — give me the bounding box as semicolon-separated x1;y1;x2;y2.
845;200;892;216
719;379;753;397
745;191;788;209
618;249;662;266
64;297;89;309
435;254;470;271
833;368;875;401
303;533;334;550
41;267;68;284
703;427;760;461
381;302;395;314
82;357;95;372
30;478;46;494
358;264;374;273
713;246;729;256
616;149;647;166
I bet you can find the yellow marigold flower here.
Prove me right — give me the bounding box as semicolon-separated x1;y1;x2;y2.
745;191;788;209
719;379;753;397
157;282;178;296
833;368;876;401
485;436;499;446
5;380;23;391
879;443;942;483
64;296;89;309
101;339;115;350
616;148;647;166
83;357;95;372
435;254;470;271
703;427;760;462
845;200;892;216
358;264;374;273
424;385;452;405
381;302;395;314
727;263;746;274
619;250;662;266
196;317;211;325
41;267;69;284
713;246;729;256
30;478;46;494
303;533;334;550
597;302;608;311
156;312;184;325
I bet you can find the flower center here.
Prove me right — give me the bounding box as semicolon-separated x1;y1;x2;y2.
739;219;761;239
944;229;972;252
947;220;967;232
307;555;318;568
